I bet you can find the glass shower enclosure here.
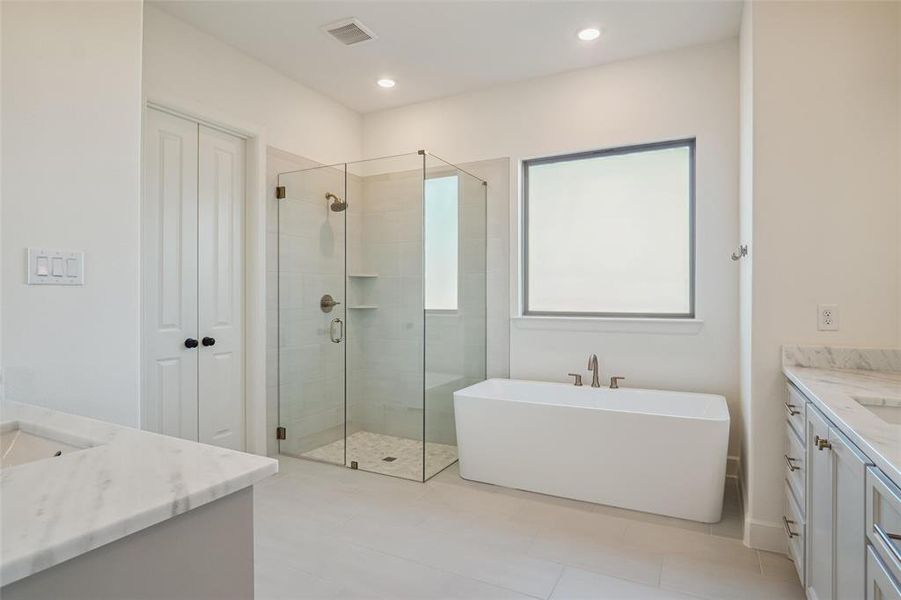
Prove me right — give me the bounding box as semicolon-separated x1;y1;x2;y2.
276;151;487;481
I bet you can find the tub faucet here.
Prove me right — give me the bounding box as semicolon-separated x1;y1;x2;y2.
588;354;601;388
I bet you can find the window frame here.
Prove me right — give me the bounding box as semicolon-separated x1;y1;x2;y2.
521;138;696;319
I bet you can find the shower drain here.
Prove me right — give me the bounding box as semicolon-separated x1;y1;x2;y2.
382;456;397;462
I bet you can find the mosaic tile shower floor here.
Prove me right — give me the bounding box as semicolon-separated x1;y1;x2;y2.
301;430;458;480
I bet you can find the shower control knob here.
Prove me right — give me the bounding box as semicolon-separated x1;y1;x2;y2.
184;338;199;349
202;337;216;347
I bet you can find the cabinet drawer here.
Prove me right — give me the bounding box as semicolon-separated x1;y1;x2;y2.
867;467;901;585
868;545;901;600
785;384;806;439
785;422;805;508
784;480;805;585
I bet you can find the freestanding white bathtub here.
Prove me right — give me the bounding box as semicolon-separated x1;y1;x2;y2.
454;379;730;523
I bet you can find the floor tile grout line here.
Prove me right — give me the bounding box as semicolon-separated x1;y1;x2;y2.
315;520;558;599
258;526;546;600
554;562;715;600
263;456;792;598
543;564;567;600
272;458;748;544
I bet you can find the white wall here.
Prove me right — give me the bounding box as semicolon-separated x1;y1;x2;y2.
0;3;364;432
363;40;742;458
742;0;901;551
142;6;362;166
1;1;145;425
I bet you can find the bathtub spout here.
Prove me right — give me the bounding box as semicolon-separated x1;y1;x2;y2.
588;354;600;388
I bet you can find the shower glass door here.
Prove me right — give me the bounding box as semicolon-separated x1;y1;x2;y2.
344;153;425;480
276;164;346;464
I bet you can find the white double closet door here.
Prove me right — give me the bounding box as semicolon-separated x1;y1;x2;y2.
142;107;245;450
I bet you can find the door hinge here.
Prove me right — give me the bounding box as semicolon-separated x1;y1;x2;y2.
276;426;286;440
275;186;286;199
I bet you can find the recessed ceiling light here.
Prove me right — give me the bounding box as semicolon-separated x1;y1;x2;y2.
577;27;601;41
377;78;396;89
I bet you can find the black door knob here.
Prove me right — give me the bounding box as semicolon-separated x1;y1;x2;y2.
184;338;199;349
202;337;216;347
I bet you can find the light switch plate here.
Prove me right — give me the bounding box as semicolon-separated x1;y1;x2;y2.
26;248;84;286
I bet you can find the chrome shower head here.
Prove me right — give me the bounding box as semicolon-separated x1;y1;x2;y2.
325;192;347;212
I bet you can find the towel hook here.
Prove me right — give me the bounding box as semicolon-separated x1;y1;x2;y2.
731;244;748;261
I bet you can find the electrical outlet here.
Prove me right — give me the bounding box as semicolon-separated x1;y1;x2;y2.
818;304;839;331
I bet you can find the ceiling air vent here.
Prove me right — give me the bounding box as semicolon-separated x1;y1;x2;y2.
323;18;377;46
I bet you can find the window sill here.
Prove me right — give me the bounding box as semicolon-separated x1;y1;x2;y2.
511;316;704;335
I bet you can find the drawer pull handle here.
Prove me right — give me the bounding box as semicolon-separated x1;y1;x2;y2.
784;455;800;472
814;435;832;451
874;523;901;565
784;402;800;416
783;516;799;538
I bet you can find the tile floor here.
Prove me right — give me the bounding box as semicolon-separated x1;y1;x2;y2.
254;455;803;600
300;431;459;481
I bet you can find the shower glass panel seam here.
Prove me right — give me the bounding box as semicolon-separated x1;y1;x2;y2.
421;150;427;484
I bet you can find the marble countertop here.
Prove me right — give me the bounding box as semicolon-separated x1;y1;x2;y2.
783;365;901;486
0;401;278;586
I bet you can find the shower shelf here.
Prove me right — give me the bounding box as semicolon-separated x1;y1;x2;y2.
347;305;378;310
348;273;378;278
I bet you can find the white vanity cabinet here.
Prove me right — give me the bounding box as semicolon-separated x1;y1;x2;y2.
785;383;873;599
865;468;901;599
805;403;830;598
804;400;869;600
784;384;807;585
866;546;901;600
784;371;901;600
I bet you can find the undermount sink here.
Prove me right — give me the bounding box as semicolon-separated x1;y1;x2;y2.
0;421;92;469
852;397;901;426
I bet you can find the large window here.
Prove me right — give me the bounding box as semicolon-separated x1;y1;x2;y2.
424;175;459;311
523;139;695;318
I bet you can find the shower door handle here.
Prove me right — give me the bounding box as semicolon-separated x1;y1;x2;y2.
329;318;344;343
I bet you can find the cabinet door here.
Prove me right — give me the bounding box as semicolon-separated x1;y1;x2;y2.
832;425;869;599
807;403;833;600
142;108;199;441
868;546;901;600
197;125;245;450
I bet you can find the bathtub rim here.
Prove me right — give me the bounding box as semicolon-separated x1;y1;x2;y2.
454;378;730;423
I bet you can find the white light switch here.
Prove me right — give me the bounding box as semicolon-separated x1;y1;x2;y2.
36;257;49;276
51;257;63;277
27;248;84;286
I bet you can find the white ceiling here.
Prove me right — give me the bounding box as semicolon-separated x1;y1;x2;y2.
150;1;743;114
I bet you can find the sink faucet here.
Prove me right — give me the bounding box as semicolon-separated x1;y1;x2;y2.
588;354;601;388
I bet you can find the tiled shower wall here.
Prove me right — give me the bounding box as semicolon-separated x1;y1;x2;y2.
347;167;425;441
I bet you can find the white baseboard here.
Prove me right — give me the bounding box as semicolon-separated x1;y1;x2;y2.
731;458;787;554
744;516;787;553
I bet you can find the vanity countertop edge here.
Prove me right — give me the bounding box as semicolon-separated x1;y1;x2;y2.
0;401;278;587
